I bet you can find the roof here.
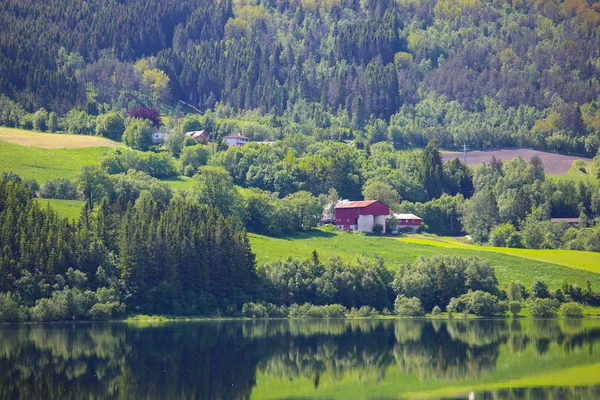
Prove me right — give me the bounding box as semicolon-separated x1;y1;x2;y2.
223;134;249;139
335;200;381;209
394;213;422;220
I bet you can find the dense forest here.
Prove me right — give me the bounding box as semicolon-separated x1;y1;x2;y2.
2;0;600;154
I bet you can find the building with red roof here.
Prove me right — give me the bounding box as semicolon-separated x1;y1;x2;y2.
335;200;390;233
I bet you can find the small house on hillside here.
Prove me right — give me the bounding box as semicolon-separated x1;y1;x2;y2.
223;134;250;147
186;130;211;143
335;200;390;233
393;213;423;233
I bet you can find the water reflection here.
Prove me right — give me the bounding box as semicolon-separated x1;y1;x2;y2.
0;319;598;399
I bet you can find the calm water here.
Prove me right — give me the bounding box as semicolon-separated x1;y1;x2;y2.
1;319;599;399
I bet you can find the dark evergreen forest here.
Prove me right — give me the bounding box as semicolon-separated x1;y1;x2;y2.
2;0;600;153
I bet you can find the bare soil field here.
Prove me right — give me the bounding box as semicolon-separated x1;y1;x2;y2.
442;148;592;174
0;127;121;149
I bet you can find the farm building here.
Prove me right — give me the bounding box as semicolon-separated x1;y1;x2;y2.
223;134;250;147
186;130;211;143
335;200;390;233
393;213;423;233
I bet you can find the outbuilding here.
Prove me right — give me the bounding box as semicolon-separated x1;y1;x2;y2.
335;200;390;233
393;213;423;233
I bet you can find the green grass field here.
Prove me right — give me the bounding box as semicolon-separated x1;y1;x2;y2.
0;141;113;182
249;229;600;290
398;236;600;274
34;199;86;221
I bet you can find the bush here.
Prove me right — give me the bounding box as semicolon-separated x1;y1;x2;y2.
468;291;507;316
348;305;377;318
431;305;441;316
447;291;506;316
288;303;348;318
101;150;179;178
560;302;583;318
529;298;560;318
372;223;383;234
89;302;125;320
509;301;522;317
394;295;425;316
447;296;469;314
242;302;268;318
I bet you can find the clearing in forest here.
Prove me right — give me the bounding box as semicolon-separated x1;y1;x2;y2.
442;148;592;174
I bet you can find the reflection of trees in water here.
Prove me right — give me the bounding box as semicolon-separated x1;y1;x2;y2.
393;320;503;381
0;323;128;399
482;385;600;400
260;321;396;385
0;320;599;399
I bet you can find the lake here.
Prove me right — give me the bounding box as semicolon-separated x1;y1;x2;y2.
0;319;599;399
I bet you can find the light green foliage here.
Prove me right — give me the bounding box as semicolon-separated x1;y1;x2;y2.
32;108;48;132
431;305;441;316
165;130;185;157
560;302;583;318
461;189;500;243
180;145;211;176
529;298;560;318
509;281;527;301
194;165;241;217
468;291;507;316
96;112;125;141
362;180;401;210
392;256;498;311
76;164;113;209
100;149;178;179
282;190;321;230
489;223;516;247
394;295;425;317
123;118;153;151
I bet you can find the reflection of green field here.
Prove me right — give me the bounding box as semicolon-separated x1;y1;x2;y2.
249;230;600;290
251;320;600;399
398;236;600;274
404;363;600;399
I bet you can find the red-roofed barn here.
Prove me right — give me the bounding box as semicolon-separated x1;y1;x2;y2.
335;200;390;233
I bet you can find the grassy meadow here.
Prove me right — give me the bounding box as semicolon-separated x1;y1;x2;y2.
0;141;114;182
398;236;600;274
34;198;86;221
249;229;600;290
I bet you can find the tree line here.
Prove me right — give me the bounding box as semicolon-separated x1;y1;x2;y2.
0;173;256;321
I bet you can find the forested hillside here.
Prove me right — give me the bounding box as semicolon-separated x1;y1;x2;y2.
2;0;600;154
